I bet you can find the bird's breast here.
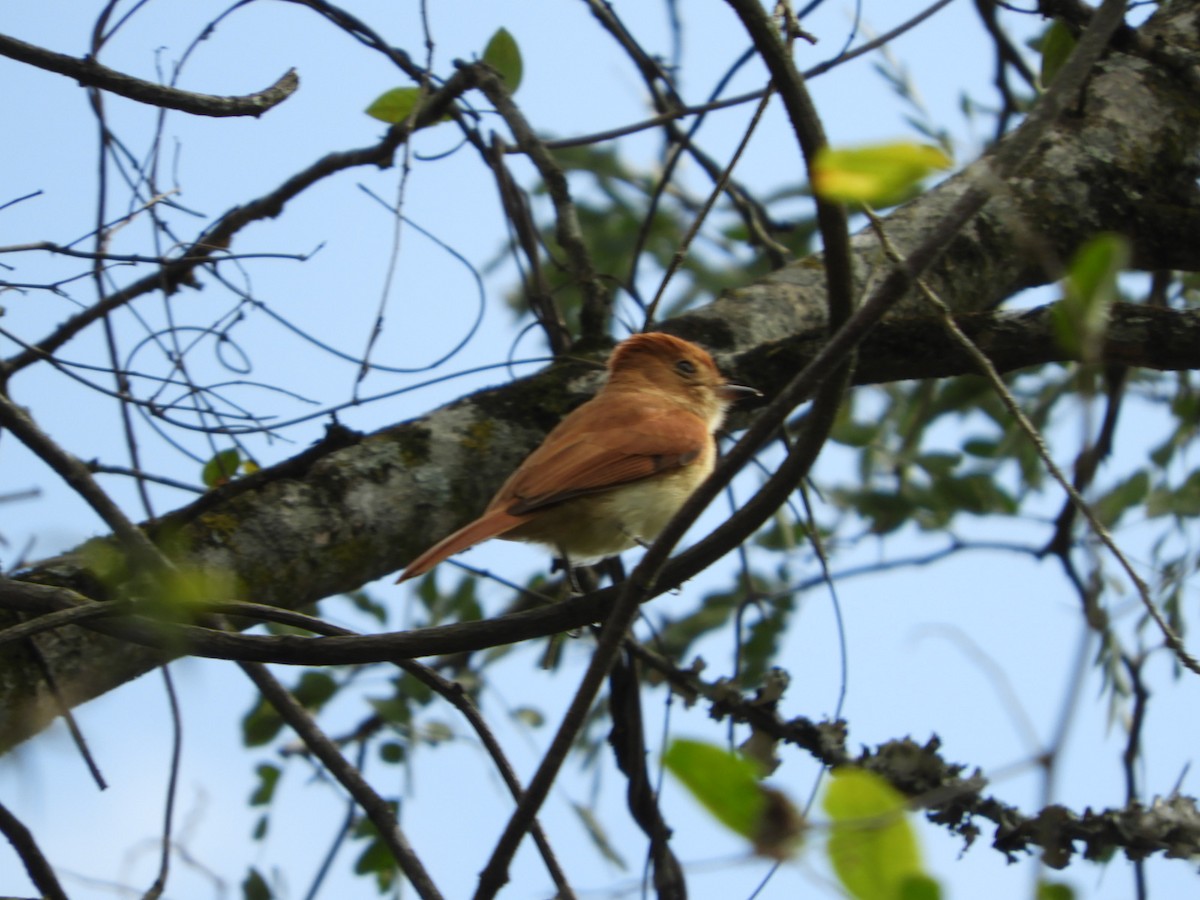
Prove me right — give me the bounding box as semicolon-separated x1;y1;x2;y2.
501;462;713;560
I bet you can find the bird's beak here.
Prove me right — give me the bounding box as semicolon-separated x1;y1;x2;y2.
719;382;762;402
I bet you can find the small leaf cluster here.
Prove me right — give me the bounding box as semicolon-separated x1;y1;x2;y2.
366;27;522;126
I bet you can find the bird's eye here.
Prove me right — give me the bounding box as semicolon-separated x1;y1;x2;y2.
674;358;697;377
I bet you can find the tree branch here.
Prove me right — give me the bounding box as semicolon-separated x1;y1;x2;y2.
1;64;477;376
0;800;67;900
3;0;1199;756
0;32;297;117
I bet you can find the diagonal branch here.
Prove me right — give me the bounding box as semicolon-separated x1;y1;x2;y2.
3;0;1198;756
0;32;298;117
239;659;444;899
0;801;67;900
1;64;477;376
469;64;609;345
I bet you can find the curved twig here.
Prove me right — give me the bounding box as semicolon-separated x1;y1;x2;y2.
468;64;609;344
2;65;477;376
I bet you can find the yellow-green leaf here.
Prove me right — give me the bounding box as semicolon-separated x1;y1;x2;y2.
824;768;933;900
1040;20;1076;88
202;447;241;488
483;27;522;92
664;739;765;840
813;142;951;207
663;739;805;858
365;87;422;124
1037;881;1076;900
1051;232;1129;361
1066;232;1129;309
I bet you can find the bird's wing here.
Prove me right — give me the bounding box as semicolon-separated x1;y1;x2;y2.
497;400;710;515
398;400;710;583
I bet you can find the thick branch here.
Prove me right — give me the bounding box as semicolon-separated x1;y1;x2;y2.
2;2;1200;755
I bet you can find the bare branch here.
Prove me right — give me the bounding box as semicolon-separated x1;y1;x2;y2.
239;659;444;900
0;800;68;900
469;63;609;344
0;32;298;117
2;65;477;375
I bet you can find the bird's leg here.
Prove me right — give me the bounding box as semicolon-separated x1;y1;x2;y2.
550;552;585;594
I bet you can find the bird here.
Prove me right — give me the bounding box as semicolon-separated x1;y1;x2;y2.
396;332;757;584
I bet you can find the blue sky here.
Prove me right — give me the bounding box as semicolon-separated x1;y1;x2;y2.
2;1;1198;898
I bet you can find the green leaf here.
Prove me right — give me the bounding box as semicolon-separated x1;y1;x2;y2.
242;867;272;900
1052;233;1129;361
1148;469;1200;518
1037;881;1076;900
571;802;628;870
368;694;412;726
483;28;523;92
243;672;334;747
824;768;928;900
813;142;951;206
379;740;405;764
511;706;545;728
249;764;281;806
844;489;915;535
938;472;1017;517
1092;470;1149;528
345;588;388;625
354;834;398;891
664;739;805;859
365;87;422;124
242;698;285;747
420;720;454;745
914;452;960;477
1040;20;1076;88
291;671;337;710
352;806;401;892
202;448;241;488
899;874;942;900
963;438;999;458
664;739;765;840
1068;233;1129;307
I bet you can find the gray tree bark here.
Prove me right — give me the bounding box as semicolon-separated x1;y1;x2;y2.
2;1;1199;754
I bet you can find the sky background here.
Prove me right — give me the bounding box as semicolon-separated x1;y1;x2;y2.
2;1;1198;898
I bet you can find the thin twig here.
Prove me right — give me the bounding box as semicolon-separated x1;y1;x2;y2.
473;4;859;891
25;637;109;790
239;659;444;900
141;665;183;900
468;64;608;343
0;392;161;566
3;65;477;375
864;206;1199;677
642;86;775;328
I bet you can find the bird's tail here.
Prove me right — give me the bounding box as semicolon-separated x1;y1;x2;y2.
396;508;526;582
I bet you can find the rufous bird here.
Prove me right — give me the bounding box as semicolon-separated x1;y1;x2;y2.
396;332;757;583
